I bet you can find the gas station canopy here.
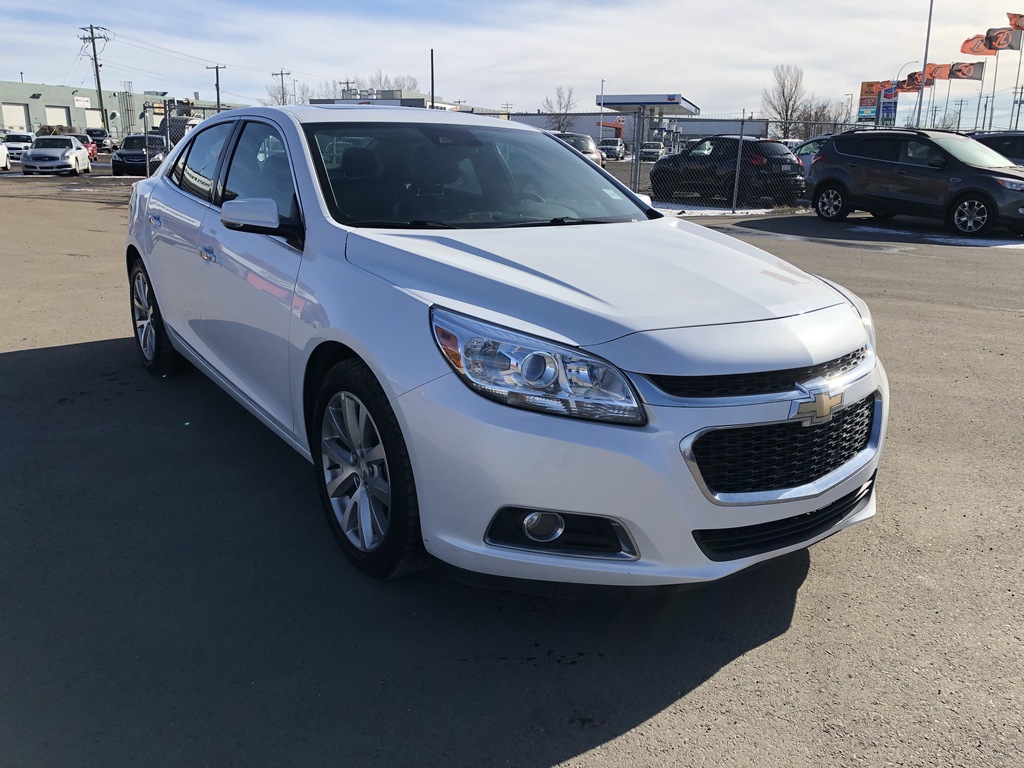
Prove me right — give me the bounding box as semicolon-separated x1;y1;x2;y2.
596;94;700;116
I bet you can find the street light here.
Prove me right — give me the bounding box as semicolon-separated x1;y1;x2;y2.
894;60;919;126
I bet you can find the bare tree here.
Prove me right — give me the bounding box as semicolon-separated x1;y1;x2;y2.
541;86;577;132
795;98;849;139
761;64;807;139
261;80;288;106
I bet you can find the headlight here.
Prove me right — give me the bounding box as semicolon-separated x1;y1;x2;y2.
151;152;165;162
431;307;646;425
997;178;1024;192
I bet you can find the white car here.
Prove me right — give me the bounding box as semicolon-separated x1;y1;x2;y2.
125;105;889;589
21;135;92;175
3;131;34;161
0;141;9;171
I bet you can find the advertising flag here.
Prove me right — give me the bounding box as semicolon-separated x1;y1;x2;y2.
1007;13;1024;31
927;64;952;80
906;71;935;89
962;34;997;55
895;79;920;94
950;62;986;81
985;27;1023;50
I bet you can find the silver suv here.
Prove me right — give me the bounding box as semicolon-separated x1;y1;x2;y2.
598;137;626;160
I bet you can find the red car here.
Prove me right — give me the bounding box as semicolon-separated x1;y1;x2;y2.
66;133;98;161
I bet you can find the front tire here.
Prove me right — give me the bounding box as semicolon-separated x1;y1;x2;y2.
814;183;851;221
312;360;428;579
129;259;178;375
950;195;994;236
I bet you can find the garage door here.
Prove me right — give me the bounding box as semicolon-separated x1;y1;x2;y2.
45;106;71;128
2;102;30;131
84;109;103;129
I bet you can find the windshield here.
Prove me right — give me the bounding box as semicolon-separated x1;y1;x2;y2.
121;135;167;150
6;134;33;143
305;121;648;229
643;143;661;149
932;134;1018;168
33;137;73;149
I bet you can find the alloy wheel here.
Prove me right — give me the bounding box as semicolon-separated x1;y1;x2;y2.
131;270;156;363
953;199;988;234
320;392;392;553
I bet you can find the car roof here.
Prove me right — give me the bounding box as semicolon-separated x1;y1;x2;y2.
210;104;540;134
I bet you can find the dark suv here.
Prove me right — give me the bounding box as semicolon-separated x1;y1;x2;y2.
970;131;1024;165
649;135;804;205
808;128;1024;236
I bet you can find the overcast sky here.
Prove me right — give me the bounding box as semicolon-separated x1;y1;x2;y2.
6;1;1024;127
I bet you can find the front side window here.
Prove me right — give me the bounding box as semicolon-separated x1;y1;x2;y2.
223;121;298;223
176;122;234;202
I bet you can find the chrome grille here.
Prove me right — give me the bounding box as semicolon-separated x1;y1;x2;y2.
649;347;867;399
691;395;875;495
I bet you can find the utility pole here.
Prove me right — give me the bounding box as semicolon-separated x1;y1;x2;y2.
272;70;290;105
953;98;968;131
79;25;109;131
206;65;225;111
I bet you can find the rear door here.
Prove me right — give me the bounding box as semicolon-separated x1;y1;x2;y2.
845;135;900;209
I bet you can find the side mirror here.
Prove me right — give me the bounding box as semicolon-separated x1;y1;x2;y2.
222;198;304;249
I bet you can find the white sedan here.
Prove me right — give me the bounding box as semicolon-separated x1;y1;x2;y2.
21;135;92;175
0;141;9;171
125;105;889;590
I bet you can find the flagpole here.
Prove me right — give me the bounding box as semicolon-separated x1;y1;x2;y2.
914;0;935;126
1013;47;1024;128
942;79;952;127
990;52;1001;130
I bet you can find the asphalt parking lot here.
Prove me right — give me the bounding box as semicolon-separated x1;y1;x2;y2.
1;167;1022;767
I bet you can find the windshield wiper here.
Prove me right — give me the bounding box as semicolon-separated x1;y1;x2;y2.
494;216;609;229
345;219;458;229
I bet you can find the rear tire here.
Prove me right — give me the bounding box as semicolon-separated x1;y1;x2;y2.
312;360;429;579
814;183;851;221
129;259;179;375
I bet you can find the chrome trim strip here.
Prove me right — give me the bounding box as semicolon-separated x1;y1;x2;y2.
679;390;884;507
631;348;876;408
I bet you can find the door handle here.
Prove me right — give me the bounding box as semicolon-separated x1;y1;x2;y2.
149;215;162;228
198;246;217;264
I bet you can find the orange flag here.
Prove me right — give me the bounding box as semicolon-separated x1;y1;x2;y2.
962;34;997;55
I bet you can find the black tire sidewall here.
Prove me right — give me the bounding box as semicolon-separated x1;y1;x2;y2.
129;260;176;375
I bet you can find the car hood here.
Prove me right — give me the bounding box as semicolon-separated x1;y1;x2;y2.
344;217;846;347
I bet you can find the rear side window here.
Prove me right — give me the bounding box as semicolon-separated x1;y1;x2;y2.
754;142;793;156
174;122;234;202
853;137;900;162
831;136;858;155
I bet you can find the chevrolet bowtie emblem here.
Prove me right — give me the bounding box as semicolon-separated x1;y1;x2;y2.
790;386;843;426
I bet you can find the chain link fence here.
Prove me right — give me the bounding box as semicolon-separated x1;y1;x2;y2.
511;112;868;211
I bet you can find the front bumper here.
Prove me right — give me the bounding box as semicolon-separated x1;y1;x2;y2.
394;358;888;586
21;159;77;173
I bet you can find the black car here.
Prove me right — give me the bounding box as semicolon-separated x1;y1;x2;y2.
808;128;1024;236
970;131;1024;166
111;134;169;176
649;135;805;205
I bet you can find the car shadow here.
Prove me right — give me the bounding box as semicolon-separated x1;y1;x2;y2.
730;210;1024;246
0;338;809;767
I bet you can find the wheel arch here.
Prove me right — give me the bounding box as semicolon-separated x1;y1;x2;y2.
302;340;362;451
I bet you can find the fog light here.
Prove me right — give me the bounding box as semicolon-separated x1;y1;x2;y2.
522;511;565;542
